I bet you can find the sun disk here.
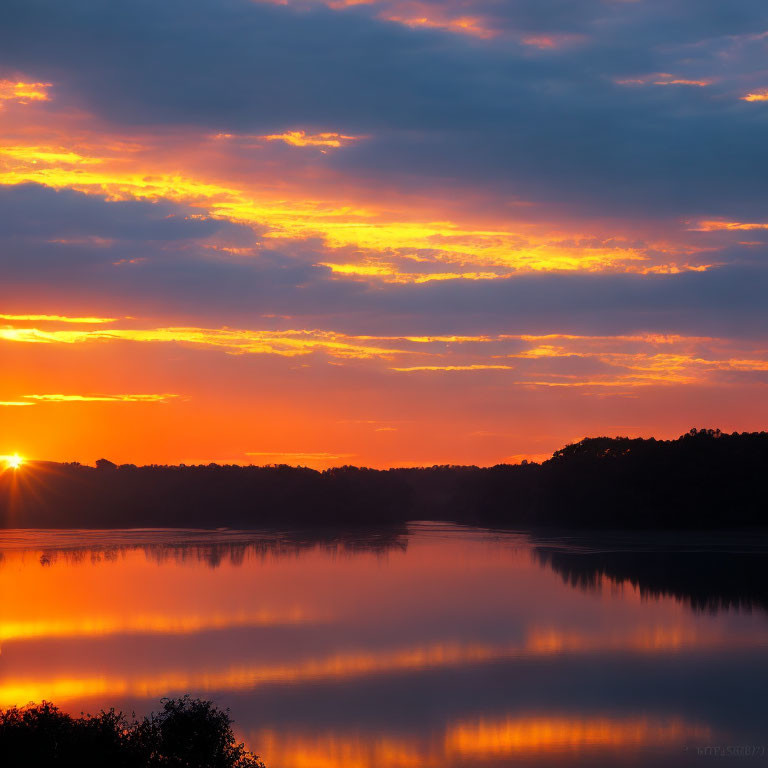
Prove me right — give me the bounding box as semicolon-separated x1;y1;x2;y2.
5;454;23;470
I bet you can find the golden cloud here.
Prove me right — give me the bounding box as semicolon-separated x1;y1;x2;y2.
0;325;412;360
3;322;767;391
260;130;361;148
391;364;515;372
23;394;178;403
741;89;768;102
691;220;768;231
0;135;707;277
0;80;51;103
0;313;117;324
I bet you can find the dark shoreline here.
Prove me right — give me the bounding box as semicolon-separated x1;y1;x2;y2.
3;429;766;529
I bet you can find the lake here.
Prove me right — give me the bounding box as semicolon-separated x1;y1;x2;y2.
0;523;766;767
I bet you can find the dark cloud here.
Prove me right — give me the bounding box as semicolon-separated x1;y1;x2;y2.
2;0;768;218
366;263;768;338
0;3;766;340
0;182;764;339
0;183;359;317
0;184;224;241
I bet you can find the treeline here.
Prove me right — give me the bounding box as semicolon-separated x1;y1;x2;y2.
2;429;767;528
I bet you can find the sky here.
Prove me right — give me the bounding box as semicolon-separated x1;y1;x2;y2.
1;0;767;467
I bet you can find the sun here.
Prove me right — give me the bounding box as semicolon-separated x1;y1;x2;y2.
5;454;23;470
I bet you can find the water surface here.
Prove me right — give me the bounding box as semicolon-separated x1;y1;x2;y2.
1;523;766;767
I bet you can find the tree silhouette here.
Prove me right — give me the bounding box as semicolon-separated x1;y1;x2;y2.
0;697;264;768
2;429;766;529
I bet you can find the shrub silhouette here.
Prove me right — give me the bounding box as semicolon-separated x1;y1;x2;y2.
0;696;265;768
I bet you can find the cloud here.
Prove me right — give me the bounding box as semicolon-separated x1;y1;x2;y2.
0;183;226;241
615;74;714;88
3;317;767;393
2;152;714;278
260;131;362;148
692;221;768;232
741;89;768;102
0;313;117;324
391;364;514;372
1;0;768;222
0;79;50;103
352;263;768;338
0;182;766;339
23;394;179;402
0;325;414;361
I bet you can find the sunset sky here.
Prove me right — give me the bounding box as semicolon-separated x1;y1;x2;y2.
1;0;767;467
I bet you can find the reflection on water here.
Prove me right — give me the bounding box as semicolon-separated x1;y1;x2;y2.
0;526;409;568
533;531;768;613
251;716;713;768
0;523;767;767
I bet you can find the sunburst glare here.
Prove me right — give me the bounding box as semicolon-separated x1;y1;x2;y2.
3;454;23;470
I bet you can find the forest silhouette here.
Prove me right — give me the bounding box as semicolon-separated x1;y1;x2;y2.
2;428;766;528
0;696;263;768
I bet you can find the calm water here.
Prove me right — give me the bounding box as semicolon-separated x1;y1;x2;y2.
0;523;767;767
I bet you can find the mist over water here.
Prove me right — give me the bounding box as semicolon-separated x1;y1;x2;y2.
1;523;766;767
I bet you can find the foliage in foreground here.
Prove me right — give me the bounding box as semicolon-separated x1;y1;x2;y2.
0;696;265;768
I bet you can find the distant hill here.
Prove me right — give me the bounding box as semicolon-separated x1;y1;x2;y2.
1;428;766;528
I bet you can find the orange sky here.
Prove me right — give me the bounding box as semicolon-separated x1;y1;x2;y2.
3;312;768;466
1;0;767;466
